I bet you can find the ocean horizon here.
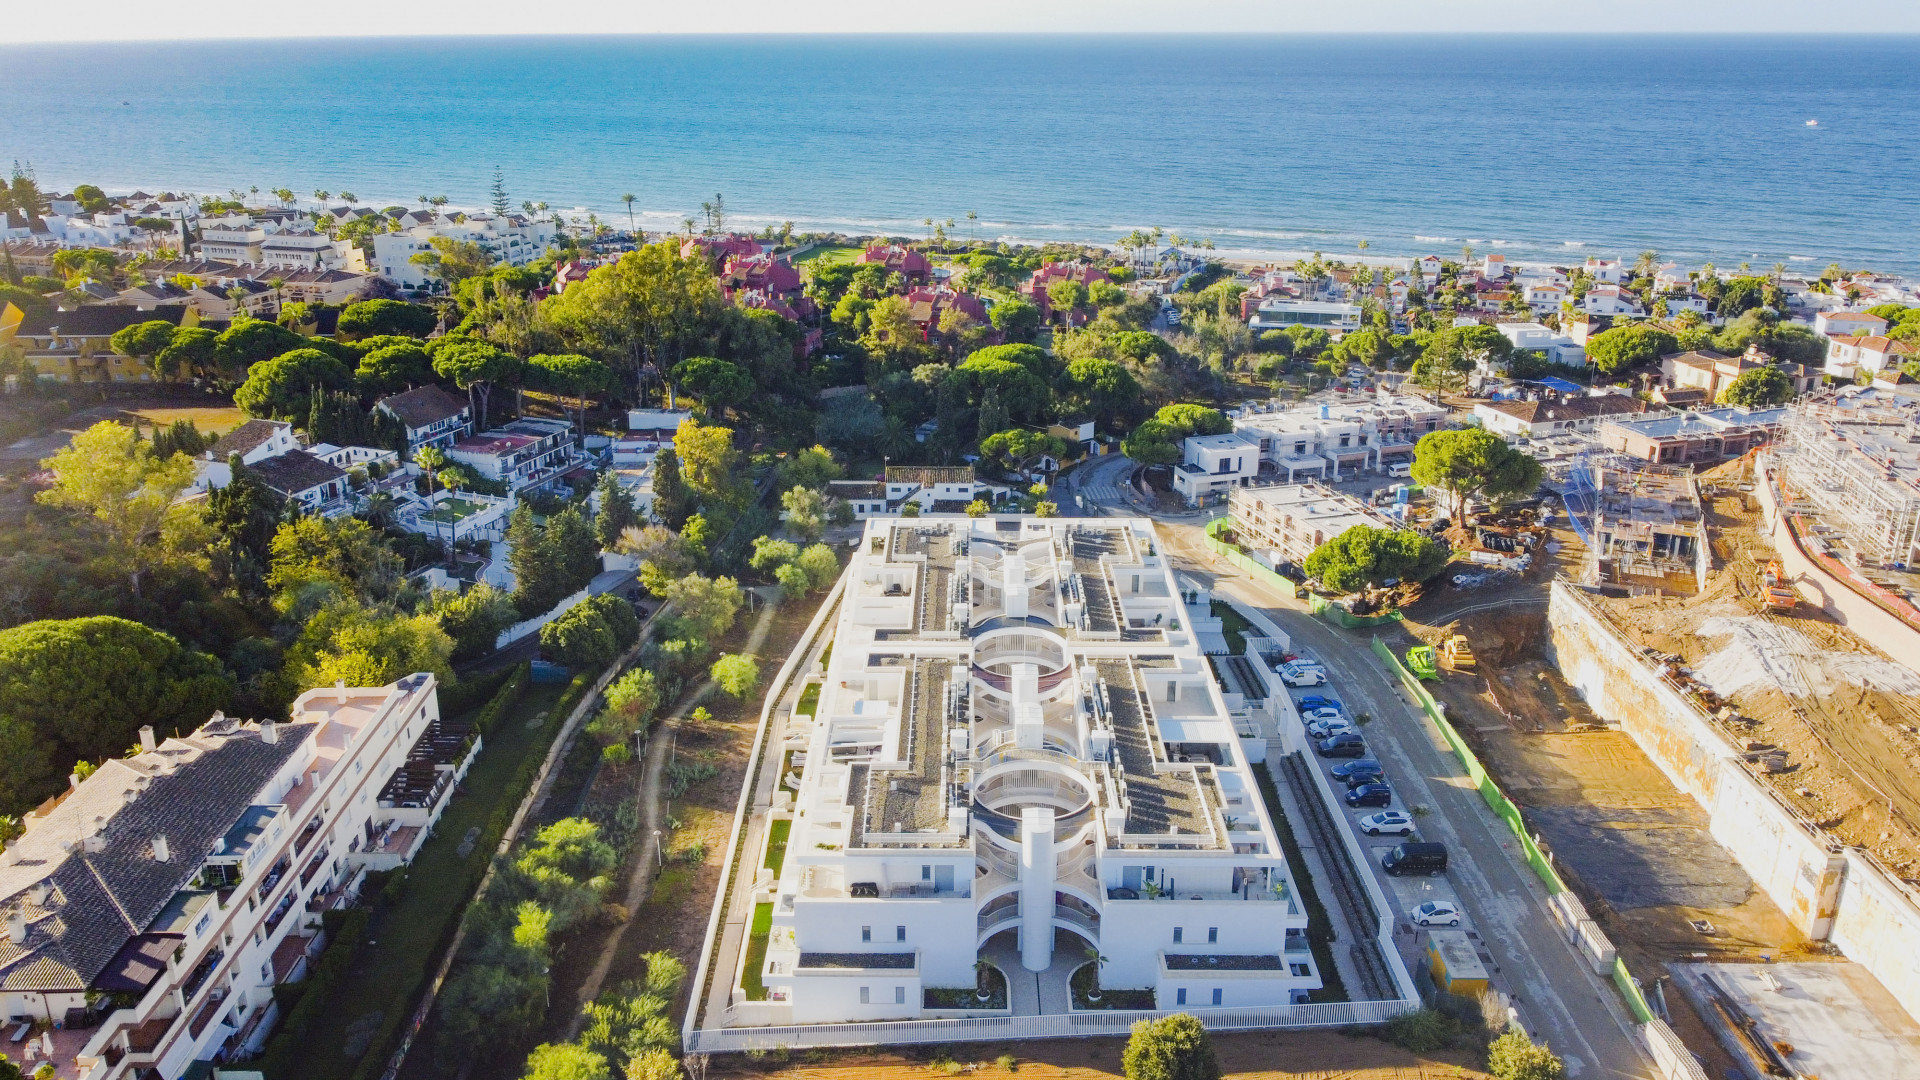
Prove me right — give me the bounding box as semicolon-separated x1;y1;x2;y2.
3;33;1918;271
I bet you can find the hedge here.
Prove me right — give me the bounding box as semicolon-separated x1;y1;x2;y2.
253;909;371;1076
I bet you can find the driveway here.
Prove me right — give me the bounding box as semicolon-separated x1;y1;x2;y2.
1159;520;1653;1080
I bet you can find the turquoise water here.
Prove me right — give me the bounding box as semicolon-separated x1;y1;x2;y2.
2;34;1917;269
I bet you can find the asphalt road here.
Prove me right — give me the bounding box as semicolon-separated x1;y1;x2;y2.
1149;512;1654;1079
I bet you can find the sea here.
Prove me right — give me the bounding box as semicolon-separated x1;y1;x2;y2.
3;33;1919;272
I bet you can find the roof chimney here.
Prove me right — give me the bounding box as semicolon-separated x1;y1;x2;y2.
151;834;170;863
335;679;347;703
6;914;25;945
260;720;278;745
139;726;156;753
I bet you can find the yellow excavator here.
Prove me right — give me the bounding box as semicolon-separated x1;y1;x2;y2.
1441;634;1476;672
1762;561;1796;611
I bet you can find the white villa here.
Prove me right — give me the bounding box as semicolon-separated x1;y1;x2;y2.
371;213;559;290
755;516;1319;1025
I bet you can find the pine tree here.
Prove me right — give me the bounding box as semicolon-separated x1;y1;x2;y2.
975;385;1009;445
490;169;510;217
651;447;692;530
594;471;637;550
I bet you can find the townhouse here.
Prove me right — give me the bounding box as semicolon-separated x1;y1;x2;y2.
1226;483;1402;568
2;675;470;1080
1472;392;1648;438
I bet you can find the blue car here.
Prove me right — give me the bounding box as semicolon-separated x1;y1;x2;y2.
1296;695;1343;712
1345;782;1393;808
1331;758;1383;783
1316;733;1367;758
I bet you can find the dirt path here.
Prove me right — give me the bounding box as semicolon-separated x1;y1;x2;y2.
708;1028;1493;1080
565;588;784;1030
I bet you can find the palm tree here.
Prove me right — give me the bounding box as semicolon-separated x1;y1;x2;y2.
363;490;397;529
313;189;330;207
622;192;637;233
418;195;431;208
339;190;355;204
1357;238;1370;254
966;210;978;247
1460;243;1475;265
1771;262;1786;284
430;195;449;210
780;221;794;247
924;217;934;244
1634;249;1660;278
268;275;286;316
414;445;447;503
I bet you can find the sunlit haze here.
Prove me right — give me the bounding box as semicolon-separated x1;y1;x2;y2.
8;0;1920;42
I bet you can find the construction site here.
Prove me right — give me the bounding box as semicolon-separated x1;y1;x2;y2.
1396;439;1920;1080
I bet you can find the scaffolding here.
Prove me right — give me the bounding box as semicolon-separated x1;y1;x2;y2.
1776;391;1920;569
1585;463;1706;594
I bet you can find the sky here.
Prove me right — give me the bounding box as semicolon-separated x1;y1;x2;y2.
10;1;1920;43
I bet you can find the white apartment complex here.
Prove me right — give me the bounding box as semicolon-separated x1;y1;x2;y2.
757;516;1317;1025
1191;395;1450;499
371;214;559;289
1;675;472;1080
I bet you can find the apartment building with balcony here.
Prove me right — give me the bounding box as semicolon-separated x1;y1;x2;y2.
1226;395;1450;482
0;674;471;1080
375;386;473;454
445;417;585;494
755;516;1316;1025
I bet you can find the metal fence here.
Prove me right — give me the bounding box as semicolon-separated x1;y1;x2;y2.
686;997;1415;1051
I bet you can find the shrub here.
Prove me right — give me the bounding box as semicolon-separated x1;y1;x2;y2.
1383;1008;1458;1053
1487;1030;1565;1080
1122;1014;1219;1080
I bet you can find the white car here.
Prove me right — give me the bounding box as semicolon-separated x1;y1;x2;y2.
1410;900;1462;927
1280;668;1327;687
1358;810;1415;836
1307;718;1354;740
1301;707;1343;723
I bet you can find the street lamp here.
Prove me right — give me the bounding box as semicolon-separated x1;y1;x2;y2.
653;829;663;869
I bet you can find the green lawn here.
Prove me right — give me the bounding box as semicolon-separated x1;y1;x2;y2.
742;902;774;1001
793;244;861;266
763;818;791;874
279;683;567;1080
1210;599;1253;655
419;497;493;523
794;682;820;718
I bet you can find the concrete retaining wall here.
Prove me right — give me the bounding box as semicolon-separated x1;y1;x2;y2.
1547;581;1844;939
1548;580;1920;1026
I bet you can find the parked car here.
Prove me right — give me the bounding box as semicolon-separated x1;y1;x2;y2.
1358;810;1415;836
1382;842;1450;876
1410;900;1462;927
1300;708;1344;726
1345;782;1393;808
1330;758;1383;783
1296;695;1342;712
1281;668;1327;687
1316;733;1367;758
1307;718;1355;740
1340;766;1386;788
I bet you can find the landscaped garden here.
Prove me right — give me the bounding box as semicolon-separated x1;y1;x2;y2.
1070;962;1155;1010
924;962;1008;1010
418;497;494;523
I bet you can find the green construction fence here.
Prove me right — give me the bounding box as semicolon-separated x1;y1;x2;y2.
1369;636;1656;1025
1204;518;1402;627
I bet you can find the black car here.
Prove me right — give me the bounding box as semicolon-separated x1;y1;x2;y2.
1316;732;1366;758
1345;782;1393;808
1331;758;1383;784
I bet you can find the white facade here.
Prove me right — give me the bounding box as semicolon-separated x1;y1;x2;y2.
1580;284;1642;317
1584;257;1626;284
371;214;559;288
1522;282;1566;314
198;219;267;265
2;676;469;1080
1172;433;1258;506
1247;300;1361;335
1495;322;1587;367
446;417;584;492
758;517;1317;1025
1228;394;1450;483
259;228;364;272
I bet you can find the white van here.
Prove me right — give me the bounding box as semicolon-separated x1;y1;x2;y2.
1387;462;1414;478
